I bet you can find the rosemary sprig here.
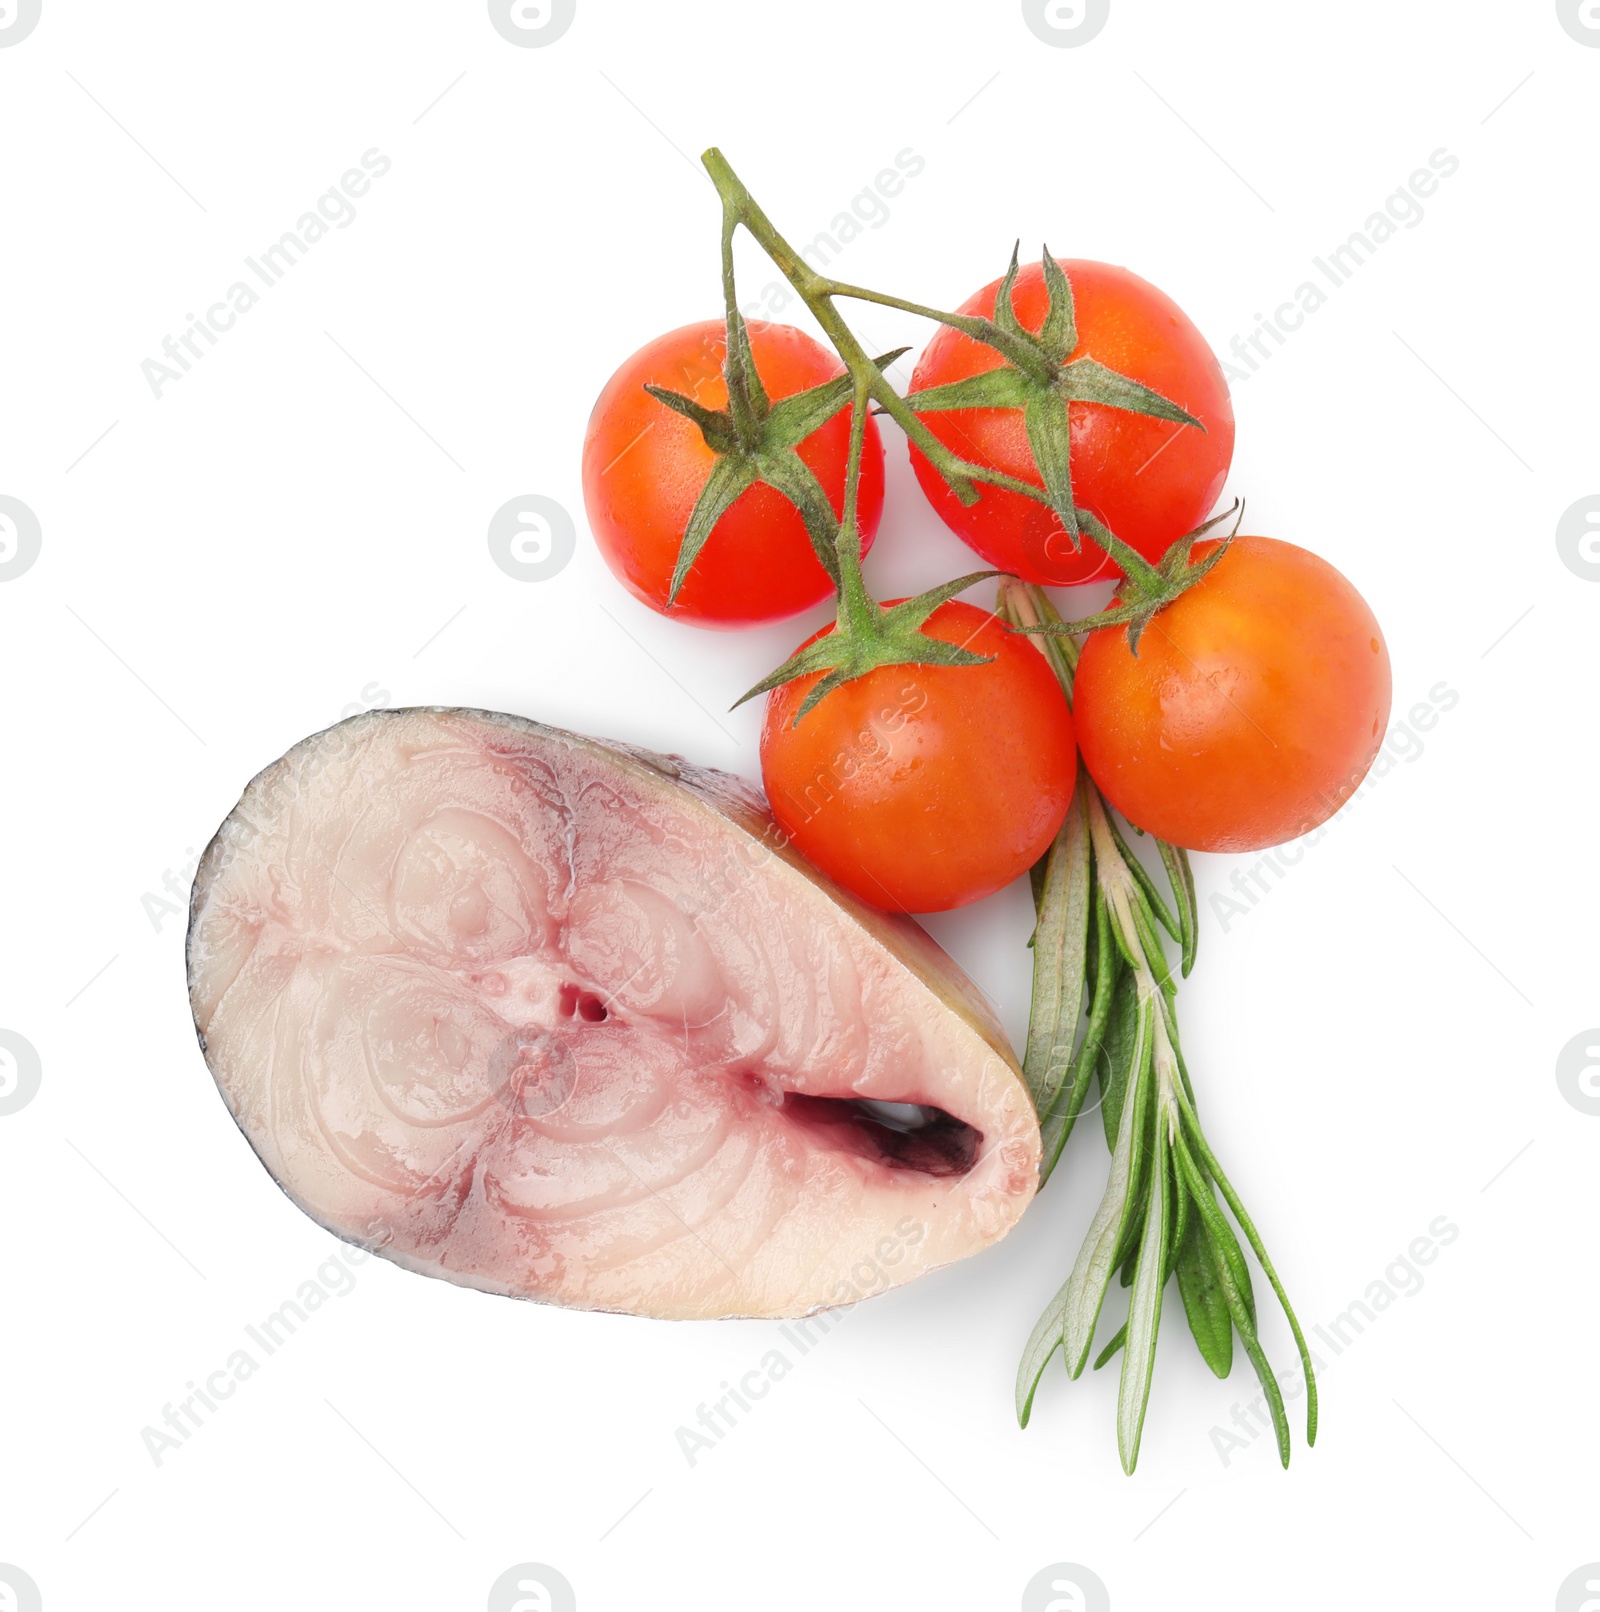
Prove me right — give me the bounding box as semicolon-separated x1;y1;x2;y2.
999;579;1317;1475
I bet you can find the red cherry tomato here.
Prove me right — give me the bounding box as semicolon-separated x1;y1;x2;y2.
908;260;1234;587
761;601;1078;913
582;320;883;628
1073;536;1392;853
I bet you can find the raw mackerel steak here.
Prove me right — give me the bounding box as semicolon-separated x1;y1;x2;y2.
187;708;1039;1319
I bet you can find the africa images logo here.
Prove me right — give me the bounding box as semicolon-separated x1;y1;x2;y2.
1022;0;1109;48
1557;1564;1600;1612
488;0;575;48
139;151;393;399
488;496;576;582
0;0;42;47
1556;496;1600;581
487;1563;576;1612
0;495;42;582
1021;1562;1110;1612
1556;0;1600;45
0;1564;43;1612
1556;1030;1600;1116
0;1032;42;1117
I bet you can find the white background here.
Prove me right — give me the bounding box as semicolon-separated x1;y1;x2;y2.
2;2;1596;1608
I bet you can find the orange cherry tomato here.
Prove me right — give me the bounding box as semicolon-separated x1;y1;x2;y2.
761;601;1078;912
908;260;1233;587
583;320;883;628
1073;536;1392;852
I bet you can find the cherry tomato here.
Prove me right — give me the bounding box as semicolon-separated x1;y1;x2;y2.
761;601;1077;913
1073;537;1391;853
908;260;1233;587
582;320;884;628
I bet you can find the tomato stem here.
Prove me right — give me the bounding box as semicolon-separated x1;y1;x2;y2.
831;368;879;641
707;149;1207;575
1016;502;1246;656
718;206;768;450
702;147;1058;512
703;146;1221;689
712;153;1005;723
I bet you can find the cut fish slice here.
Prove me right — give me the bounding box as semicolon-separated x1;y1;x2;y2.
187;708;1040;1319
